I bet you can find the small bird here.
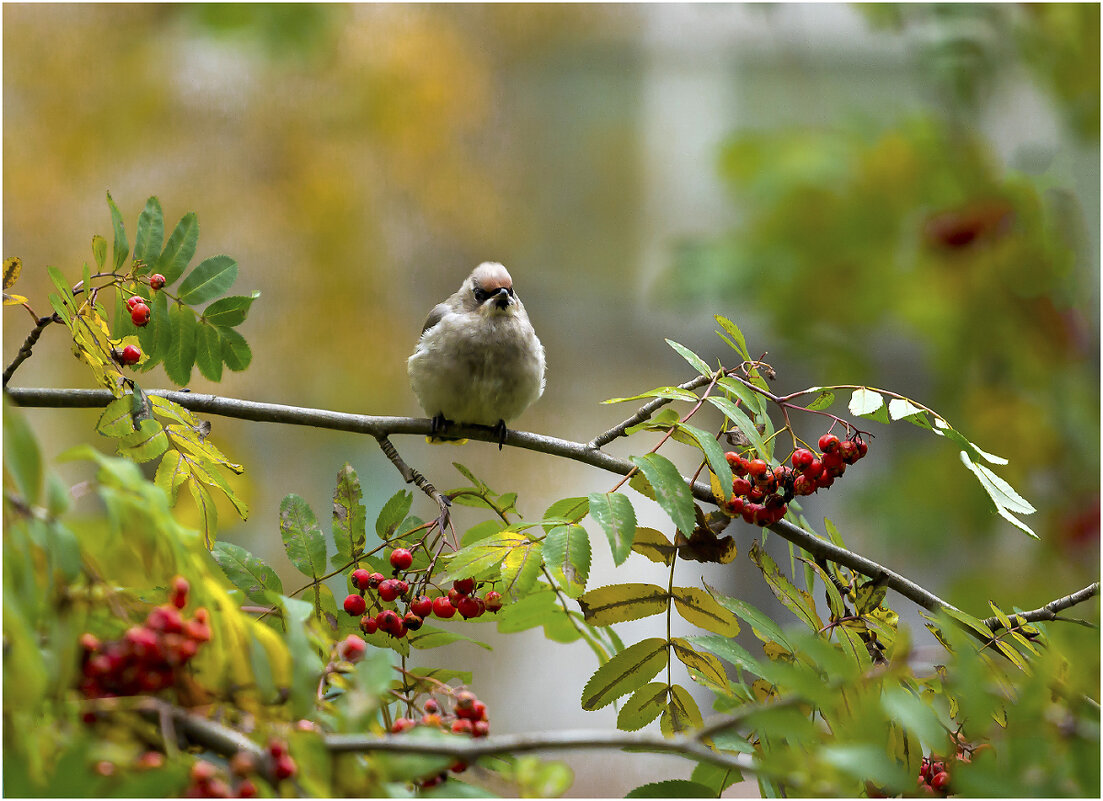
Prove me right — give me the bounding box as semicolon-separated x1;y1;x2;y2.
408;262;545;447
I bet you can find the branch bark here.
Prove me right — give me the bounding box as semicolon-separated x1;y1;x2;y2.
981;582;1100;633
7;386;1089;633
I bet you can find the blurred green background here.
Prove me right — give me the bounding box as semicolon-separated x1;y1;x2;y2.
4;4;1098;795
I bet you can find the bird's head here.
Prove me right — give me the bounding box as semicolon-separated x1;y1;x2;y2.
464;262;519;317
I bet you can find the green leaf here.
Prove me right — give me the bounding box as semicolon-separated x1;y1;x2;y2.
195;322;224;381
587;491;637;565
617;682;668;731
543;524;590;598
691;762;742;795
376;490;413;540
666;339;712;376
678;422;733;500
437;532;527;584
671;586;741;636
106;191;129;270
115;418;169;462
154;450;191;504
91;234;107;270
461;519;505;547
333;463;367;562
541;496;589;531
749;541;822;631
849;387;888;422
496;589;559;633
805;390;835;411
165;424;243;473
662;684;703;734
603;387;700;404
218;326;252;371
178;254;238;305
705;395;768;458
408;625;492;652
578;583;669;627
685;633;767;678
4;402;42;505
499;540;543;601
212;541;284;603
631;526;676;565
880;687;945;749
189;480;217;548
629;453;695;534
581;637;667;710
164;303;198;386
279;494;327;580
138;288;170;370
96;395;140;438
715;314;749;360
670;637;728;687
627;780;714;798
202;292;260;327
888;397;928;422
156;211;198;284
959;451;1038;532
133;196;164;270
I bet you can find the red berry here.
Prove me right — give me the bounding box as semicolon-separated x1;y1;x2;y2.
818;433;840;453
126;295;144;310
147;605;184;634
377;609;402;633
732;477;753;496
421;712;443;727
791;448;815;469
450;760;468;774
403;612;424;631
273;754;297;781
747;485;766;503
267;739;288;759
451;718;474;734
191;760;218;783
391;621;408;639
351;568;372;590
338;634;367;662
454;690;476;709
746;458;768;478
359;615;378;635
793;474;816;496
389;548;413;571
822;451;845;470
377;579;400;603
432;596;456;619
391;717;416;733
802;458;823;479
410;596;433;617
724;452;741;468
472;700;487;721
394;580;409;596
472;720;490;738
424;698;440;714
838;439;860;464
343;593;367;616
483;591;503;612
229;752;255;777
856;439;869;458
930;771;951;791
457;596;484;619
170;576;189;609
817;470;835;489
131;303;151;326
80;633;101;652
236;779;258;798
150;274;166;290
453;578;476;596
119;345;141;365
367;572;385;589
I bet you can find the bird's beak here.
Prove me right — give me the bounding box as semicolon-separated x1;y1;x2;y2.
492;288;512;310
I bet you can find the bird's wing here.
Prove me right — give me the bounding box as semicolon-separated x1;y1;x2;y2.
420;302;450;335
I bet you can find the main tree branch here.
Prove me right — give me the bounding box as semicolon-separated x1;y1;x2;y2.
7;386;1090;633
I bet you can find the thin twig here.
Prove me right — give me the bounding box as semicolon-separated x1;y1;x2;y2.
3;314;59;386
376;434;451;532
7;386;1088;638
589;372;719;449
981;582;1100;633
324;727;756;774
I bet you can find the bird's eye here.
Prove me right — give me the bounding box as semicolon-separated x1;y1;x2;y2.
473;287;489;304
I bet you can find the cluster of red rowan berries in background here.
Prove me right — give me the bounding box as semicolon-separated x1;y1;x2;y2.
181;740;294;799
78;577;210;700
918;755;952;795
341;548;504;639
722;431;868;526
390;689;490;788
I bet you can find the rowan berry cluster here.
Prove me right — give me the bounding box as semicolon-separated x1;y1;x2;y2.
78;577;210;699
182;740;294;798
389;689;490;788
341;548;504;639
721;432;868;526
126;295;151;327
917;756;952;795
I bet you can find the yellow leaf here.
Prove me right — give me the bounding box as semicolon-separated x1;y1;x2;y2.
4;256;22;289
3;293;28;306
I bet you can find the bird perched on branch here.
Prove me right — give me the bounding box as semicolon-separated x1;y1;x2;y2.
407;262;545;447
